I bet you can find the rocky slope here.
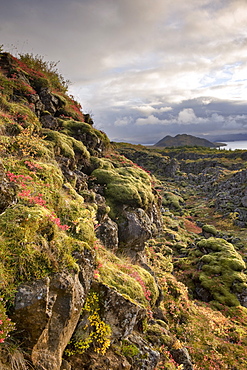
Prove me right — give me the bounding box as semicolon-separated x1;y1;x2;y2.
0;51;247;370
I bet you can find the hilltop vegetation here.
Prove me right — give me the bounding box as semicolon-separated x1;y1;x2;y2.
0;50;247;370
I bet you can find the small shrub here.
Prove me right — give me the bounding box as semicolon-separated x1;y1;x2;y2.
66;291;111;356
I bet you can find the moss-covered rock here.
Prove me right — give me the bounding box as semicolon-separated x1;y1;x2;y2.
92;163;154;217
196;237;247;306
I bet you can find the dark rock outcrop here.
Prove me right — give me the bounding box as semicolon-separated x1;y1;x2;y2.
13;248;94;370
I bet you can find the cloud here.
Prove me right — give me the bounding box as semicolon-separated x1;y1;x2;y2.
136;115;161;126
114;116;133;126
178;109;197;124
1;0;247;143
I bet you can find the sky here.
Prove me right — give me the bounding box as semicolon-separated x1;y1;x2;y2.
1;0;247;144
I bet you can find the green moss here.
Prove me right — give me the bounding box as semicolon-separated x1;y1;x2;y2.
57;184;96;245
162;192;183;210
0;204;83;299
197;238;247;306
43;129;90;161
92;165;154;217
61;120;110;150
202;224;218;235
121;340;140;357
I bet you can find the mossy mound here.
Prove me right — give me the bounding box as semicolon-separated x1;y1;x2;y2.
202;224;218;236
197;237;247;306
61;120;110;154
43;128;90;162
162;191;184;211
92;160;154;218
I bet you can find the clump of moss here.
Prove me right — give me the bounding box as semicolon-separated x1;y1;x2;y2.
57;183;97;245
61;120;110;152
121;339;140;357
162;192;183;211
202;224;218;236
92;162;154;218
0;204;85;300
43;129;90;161
197;237;247;306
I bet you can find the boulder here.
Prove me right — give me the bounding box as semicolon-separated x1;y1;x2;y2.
170;347;194;370
96;216;119;250
13;249;94;370
93;282;146;341
118;208;153;253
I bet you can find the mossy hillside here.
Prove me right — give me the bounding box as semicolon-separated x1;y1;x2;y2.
197;237;247;306
3;155;97;243
0;136;96;304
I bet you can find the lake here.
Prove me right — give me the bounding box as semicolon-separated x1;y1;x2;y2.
218;141;247;150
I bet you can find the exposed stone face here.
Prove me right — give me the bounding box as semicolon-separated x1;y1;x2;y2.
118;208;153;252
93;282;146;341
12;249;94;370
170;347;194;370
70;283;158;370
238;288;247;308
13;273;84;370
126;333;160;370
96;216;119;250
39;88;64;114
40;113;60;130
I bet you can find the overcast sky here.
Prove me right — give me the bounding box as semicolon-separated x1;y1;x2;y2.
1;0;247;143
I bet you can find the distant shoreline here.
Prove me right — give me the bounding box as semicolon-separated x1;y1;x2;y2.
142;140;247;150
217;140;247;150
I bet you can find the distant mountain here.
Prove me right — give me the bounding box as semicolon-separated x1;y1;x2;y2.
154;134;218;148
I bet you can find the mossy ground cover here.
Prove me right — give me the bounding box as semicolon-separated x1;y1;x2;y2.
94;241;159;308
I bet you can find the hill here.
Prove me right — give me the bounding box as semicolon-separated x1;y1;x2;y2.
154;133;218;148
0;49;247;370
